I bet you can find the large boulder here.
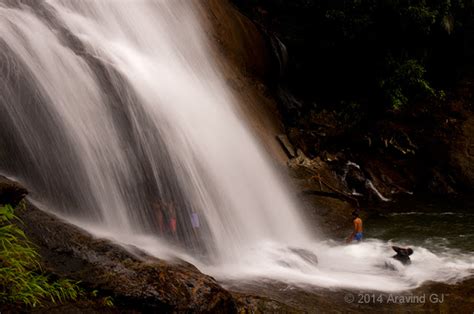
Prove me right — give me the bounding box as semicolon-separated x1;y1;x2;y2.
14;201;236;312
286;150;358;237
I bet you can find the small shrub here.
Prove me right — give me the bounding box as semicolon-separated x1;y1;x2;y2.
379;58;443;110
102;295;114;307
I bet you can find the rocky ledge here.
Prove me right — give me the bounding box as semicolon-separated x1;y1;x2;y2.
0;176;294;313
226;278;474;313
15;203;235;312
1;177;473;313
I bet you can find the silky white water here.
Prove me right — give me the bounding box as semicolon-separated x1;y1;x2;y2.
0;0;309;261
66;218;474;291
0;0;472;292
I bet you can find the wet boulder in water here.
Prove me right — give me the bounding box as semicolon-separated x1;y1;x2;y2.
384;246;414;270
0;175;28;206
289;247;318;265
391;246;413;265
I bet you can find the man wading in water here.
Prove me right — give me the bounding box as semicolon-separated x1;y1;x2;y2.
346;210;363;243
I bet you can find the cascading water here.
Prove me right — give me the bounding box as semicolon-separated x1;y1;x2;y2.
0;0;310;261
0;0;472;292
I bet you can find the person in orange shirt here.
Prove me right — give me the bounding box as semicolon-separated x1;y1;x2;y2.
167;202;177;239
346;210;363;243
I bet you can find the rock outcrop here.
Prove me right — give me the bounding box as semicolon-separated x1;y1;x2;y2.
0;176;235;312
0;175;27;206
229;0;474;199
15;201;237;313
0;176;297;313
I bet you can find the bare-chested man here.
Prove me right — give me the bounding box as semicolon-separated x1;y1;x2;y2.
346;210;363;243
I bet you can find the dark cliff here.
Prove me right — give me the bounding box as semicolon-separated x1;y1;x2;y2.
230;0;474;198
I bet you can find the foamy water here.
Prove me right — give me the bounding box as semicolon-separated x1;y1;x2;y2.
67;214;473;292
203;240;473;291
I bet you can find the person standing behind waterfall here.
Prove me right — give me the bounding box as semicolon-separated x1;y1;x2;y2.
153;201;165;236
346;210;363;243
190;211;200;241
188;210;203;254
167;202;178;241
190;211;200;230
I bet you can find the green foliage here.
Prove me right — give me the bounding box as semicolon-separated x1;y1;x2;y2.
102;295;114;307
380;58;442;110
91;289;114;307
401;4;437;35
0;204;83;307
316;0;465;111
238;0;473;117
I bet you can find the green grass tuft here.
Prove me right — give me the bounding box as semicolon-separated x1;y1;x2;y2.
0;204;83;307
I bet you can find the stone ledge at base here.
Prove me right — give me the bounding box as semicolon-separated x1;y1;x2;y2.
0;175;296;313
15;200;236;313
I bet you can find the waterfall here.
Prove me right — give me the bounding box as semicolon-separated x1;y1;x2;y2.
1;0;472;291
0;0;311;262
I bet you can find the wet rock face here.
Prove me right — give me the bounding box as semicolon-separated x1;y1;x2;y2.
286;150;358;237
14;200;237;312
0;178;295;312
344;166;366;194
0;175;27;206
449;115;474;191
0;177;235;312
230;0;474;198
227;278;474;313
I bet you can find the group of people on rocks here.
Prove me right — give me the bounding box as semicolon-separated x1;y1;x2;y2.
151;198;205;254
153;200;178;240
